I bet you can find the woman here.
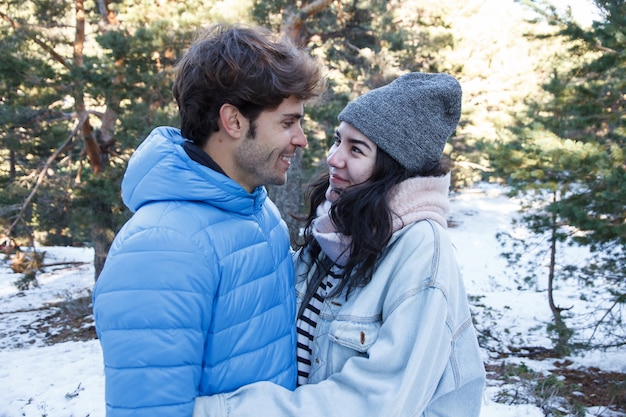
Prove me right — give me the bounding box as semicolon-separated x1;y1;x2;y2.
194;72;486;417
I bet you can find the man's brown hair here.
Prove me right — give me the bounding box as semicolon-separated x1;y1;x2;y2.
173;24;325;147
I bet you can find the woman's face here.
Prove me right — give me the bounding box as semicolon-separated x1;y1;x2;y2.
325;121;377;202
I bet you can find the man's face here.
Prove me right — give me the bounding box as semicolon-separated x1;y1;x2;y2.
234;95;308;192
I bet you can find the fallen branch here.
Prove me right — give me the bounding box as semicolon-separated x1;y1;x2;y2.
42;261;89;268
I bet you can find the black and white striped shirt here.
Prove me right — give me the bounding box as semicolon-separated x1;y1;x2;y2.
296;274;341;386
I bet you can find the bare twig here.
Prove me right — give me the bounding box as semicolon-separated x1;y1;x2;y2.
6;114;87;238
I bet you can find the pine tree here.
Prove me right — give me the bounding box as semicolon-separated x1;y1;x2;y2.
489;0;625;352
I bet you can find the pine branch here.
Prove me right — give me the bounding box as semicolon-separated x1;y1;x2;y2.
0;11;71;70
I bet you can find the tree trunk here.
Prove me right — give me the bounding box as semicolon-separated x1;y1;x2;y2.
92;182;116;279
93;222;114;279
281;0;335;46
75;0;121;281
547;190;572;356
9;149;16;179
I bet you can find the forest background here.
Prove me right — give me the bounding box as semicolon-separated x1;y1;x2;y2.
0;0;624;410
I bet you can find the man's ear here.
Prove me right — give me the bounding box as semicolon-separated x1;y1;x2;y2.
218;103;244;138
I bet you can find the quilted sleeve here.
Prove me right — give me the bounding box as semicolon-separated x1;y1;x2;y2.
93;225;218;417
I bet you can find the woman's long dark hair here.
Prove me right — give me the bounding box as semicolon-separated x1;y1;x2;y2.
297;148;451;299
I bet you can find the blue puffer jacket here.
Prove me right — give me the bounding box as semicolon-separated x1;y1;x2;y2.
92;126;297;417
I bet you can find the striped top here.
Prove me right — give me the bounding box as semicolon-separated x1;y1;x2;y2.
296;274;341;386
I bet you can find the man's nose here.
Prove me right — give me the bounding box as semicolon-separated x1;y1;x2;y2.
293;125;308;148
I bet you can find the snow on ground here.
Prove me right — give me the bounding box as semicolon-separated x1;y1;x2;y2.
0;183;624;417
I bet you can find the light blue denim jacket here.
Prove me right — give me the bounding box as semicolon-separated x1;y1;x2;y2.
194;220;485;417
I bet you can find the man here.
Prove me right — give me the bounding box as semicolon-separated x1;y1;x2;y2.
92;24;325;417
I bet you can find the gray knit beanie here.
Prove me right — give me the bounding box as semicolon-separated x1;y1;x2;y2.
337;72;462;172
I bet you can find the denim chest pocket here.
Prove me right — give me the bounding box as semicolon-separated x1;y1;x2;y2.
329;320;380;353
307;319;381;382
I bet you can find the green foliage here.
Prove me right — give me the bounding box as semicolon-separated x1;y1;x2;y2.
488;0;626;351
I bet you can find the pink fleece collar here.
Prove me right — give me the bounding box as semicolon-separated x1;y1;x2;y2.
312;173;451;265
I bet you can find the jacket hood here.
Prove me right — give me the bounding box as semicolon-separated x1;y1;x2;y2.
122;126;267;214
